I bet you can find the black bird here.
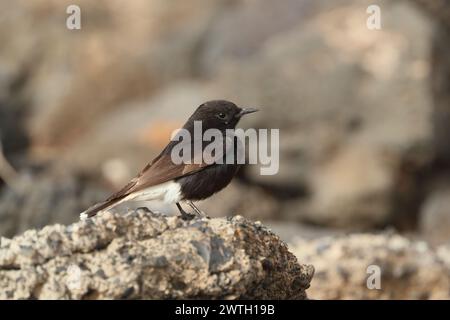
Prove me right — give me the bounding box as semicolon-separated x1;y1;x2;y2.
80;100;258;220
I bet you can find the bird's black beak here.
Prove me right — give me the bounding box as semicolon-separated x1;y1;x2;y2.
236;107;259;118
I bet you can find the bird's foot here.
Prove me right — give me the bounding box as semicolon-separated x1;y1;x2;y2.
180;211;196;221
176;202;196;220
187;201;209;219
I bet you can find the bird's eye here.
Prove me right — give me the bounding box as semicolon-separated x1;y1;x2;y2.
217;112;227;119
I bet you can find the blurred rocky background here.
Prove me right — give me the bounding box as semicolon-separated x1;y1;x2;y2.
1;0;450;299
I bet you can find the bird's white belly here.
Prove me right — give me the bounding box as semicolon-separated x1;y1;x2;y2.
125;181;182;204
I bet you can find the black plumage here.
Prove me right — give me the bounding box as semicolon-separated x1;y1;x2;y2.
177;162;240;201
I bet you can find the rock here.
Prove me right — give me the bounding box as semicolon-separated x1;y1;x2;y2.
197;0;316;75
206;0;434;228
0;89;29;160
0;170;108;238
0;210;314;300
290;233;450;299
419;186;450;246
293;143;395;229
266;221;344;244
60;81;219;179
413;2;450;197
198;181;280;221
0;0;222;149
412;0;450;29
412;0;450;164
410;0;450;243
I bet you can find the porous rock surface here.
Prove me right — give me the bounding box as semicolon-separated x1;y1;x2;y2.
291;232;450;299
0;210;313;299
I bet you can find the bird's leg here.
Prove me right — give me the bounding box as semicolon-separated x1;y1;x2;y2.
176;202;195;220
186;201;207;218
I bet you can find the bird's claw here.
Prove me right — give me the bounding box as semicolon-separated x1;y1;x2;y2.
186;201;209;218
180;211;196;221
176;202;208;220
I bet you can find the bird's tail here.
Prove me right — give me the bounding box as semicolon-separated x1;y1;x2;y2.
79;198;122;220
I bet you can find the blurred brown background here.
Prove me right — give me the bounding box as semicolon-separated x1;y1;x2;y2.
1;0;450;289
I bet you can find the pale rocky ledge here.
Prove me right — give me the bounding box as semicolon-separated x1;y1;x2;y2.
0;209;314;299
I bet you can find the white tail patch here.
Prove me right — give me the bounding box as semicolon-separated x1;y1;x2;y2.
122;181;182;204
79;181;182;220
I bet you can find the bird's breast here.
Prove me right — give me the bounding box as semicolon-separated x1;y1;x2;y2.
177;164;240;201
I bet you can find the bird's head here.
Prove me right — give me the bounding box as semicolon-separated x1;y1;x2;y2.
186;100;258;131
